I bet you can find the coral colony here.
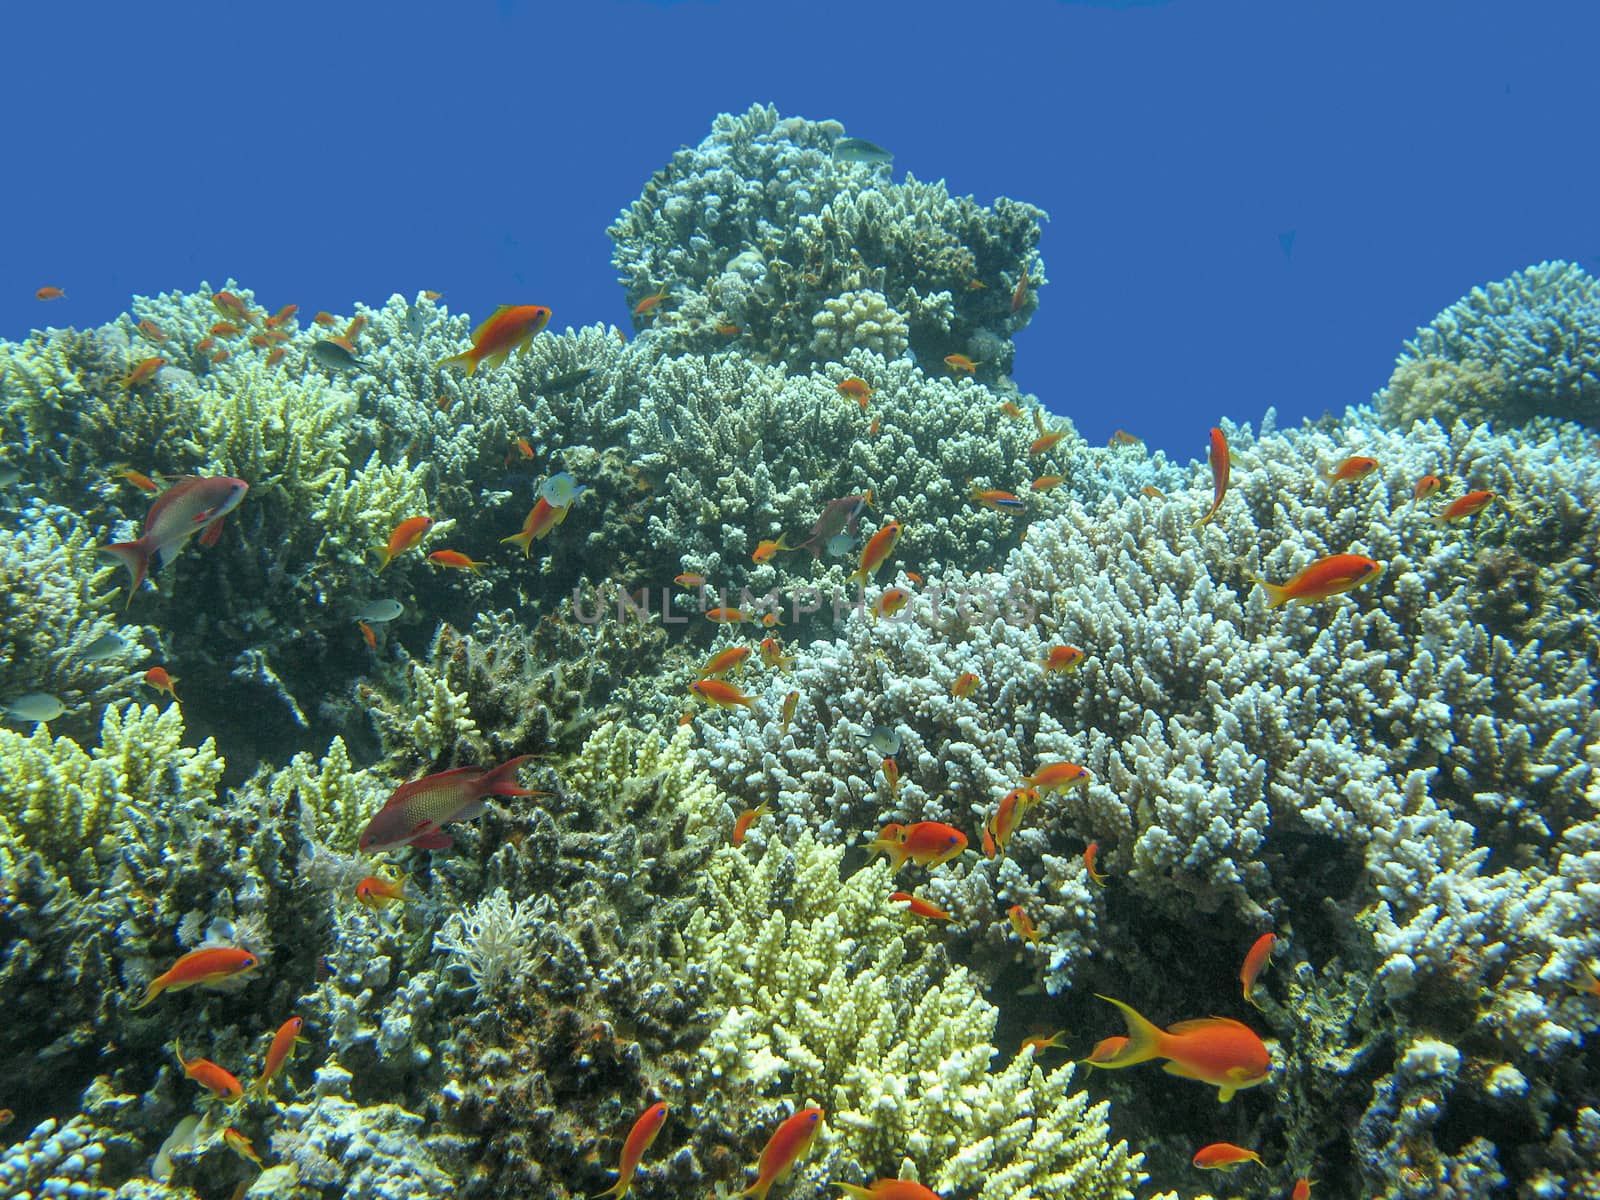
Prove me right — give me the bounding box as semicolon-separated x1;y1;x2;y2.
2;105;1599;1199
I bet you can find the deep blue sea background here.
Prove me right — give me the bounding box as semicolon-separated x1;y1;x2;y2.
4;0;1596;458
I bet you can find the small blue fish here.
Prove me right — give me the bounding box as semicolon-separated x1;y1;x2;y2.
539;472;587;508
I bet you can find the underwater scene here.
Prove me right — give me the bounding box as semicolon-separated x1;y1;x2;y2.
1;102;1598;1200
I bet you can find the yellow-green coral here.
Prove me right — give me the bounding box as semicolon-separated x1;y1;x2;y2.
0;702;223;889
683;833;1148;1197
1375;355;1509;426
365;658;483;769
563;721;724;830
263;735;388;851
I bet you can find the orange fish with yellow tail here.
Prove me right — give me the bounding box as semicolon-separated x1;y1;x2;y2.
174;1041;244;1101
357;756;541;853
356;874;408;909
1193;1141;1264;1170
864;821;967;873
688;678;756;709
739;1106;823;1200
888;892;950;921
255;1016;308;1094
849;520;902;585
132;946;260;1010
1240;931;1275;1007
1022;761;1090;794
594;1100;669;1200
376;516;434;571
837;1181;941;1200
1194;426;1229;527
1250;553;1383;608
439;304;551;375
732;802;771;847
1092;993;1271;1102
501;498;568;555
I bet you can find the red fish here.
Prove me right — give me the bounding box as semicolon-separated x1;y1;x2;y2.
212;291;253;322
440;305;551;375
355;874;408;909
255;1016;307;1094
888;892;950;921
1031;475;1065;492
874;588;910;618
732;802;771;847
175;1042;243;1101
1019;1031;1071;1056
596;1101;669;1200
789;492;873;558
1093;994;1271;1102
705;607;749;625
265;303;298;327
969;487;1024;513
865;821;967;873
951;672;979;698
377;516;434;571
121;356;167;388
427;549;487;572
313;311;338;326
36;286;66;301
100;476;249;607
752;536;793;564
944;353;978;374
1084;841;1108;886
849;520;902;585
357;620;377;649
1029;431;1065;455
631;287;670;321
1081;1035;1129;1067
1292;1176;1315;1200
1251;554;1383;608
759;637;794;671
1436;489;1496;523
137;319;168;342
143;666;178;698
674;572;707;589
113;466;160;493
211;322;242;338
1193;1142;1264;1170
1010;265;1029;314
739;1106;823;1200
265;347;287;367
1240;931;1275;1008
501;498;568;555
688;678;755;708
357;756;541;853
132;946;260;1010
223;1127;265;1167
1194;427;1229;527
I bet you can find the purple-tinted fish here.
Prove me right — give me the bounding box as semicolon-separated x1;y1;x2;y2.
790;491;873;558
357;756;543;853
99;475;249;607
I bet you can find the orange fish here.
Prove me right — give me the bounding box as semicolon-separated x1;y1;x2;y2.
1010;266;1029;314
357;620;377;650
1192;1142;1264;1170
1412;474;1444;501
501;498;568;555
223;1127;265;1167
212;291;252;322
944;353;979;374
1291;1176;1315;1200
780;689;799;731
1031;475;1065;492
427;549;487;572
688;678;755;708
1194;426;1229;527
880;756;900;795
133;946;260;1009
595;1101;669;1200
1141;485;1165;500
143;666;178;698
999;401;1025;419
705;607;749;625
1084;842;1108;886
422;290;443;301
837;377;874;408
968;279;988;290
904;571;923;584
1029;431;1065;455
951;672;979;698
195;336;216;353
1081;1035;1130;1066
1020;1031;1072;1056
631;287;669;320
512;437;536;460
265;303;298;327
1251;553;1383;608
137;319;168;342
1436;489;1496;523
1007;904;1042;944
211;321;242;338
355;874;408;909
760;611;783;628
1320;455;1378;487
121;356;166;388
113;467;159;493
439;304;551;375
969;487;1024;513
716;322;741;337
674;572;707;589
263;328;291;344
983;787;1034;860
732;802;771;847
209;349;231;364
874;588;910;618
838;1181;940;1200
1109;429;1143;447
358;755;540;853
1024;761;1090;793
1240;931;1275;1008
700;646;752;677
36;286;66;301
376;516;434;571
868;416;881;436
255;1016;307;1094
175;1041;243;1101
865;821;967;873
1044;645;1085;673
313;311;338;326
752;536;793;564
739;1106;823;1200
759;637;794;671
1093;994;1271;1102
849;520;902;585
265;347;287;367
888;892;950;921
344;315;369;340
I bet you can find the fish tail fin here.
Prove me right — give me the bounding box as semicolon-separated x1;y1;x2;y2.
500;530;535;556
864;835;907;873
99;539;150;605
438;350;479;375
128;981;160;1011
1093;994;1166;1067
589;1177;626;1200
375;546;394;572
1246;573;1289;609
482;754;539;797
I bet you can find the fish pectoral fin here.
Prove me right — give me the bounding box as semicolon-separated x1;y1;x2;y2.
455;800;487;821
1161;1060;1203;1081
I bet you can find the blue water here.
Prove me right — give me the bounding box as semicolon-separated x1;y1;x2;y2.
4;0;1596;457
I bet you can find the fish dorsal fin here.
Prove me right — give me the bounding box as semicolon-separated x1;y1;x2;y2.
471;306;515;343
1169;1016;1249;1035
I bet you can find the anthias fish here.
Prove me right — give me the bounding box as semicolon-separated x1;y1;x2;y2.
440;304;551;375
100;475;249;607
358;756;541;853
